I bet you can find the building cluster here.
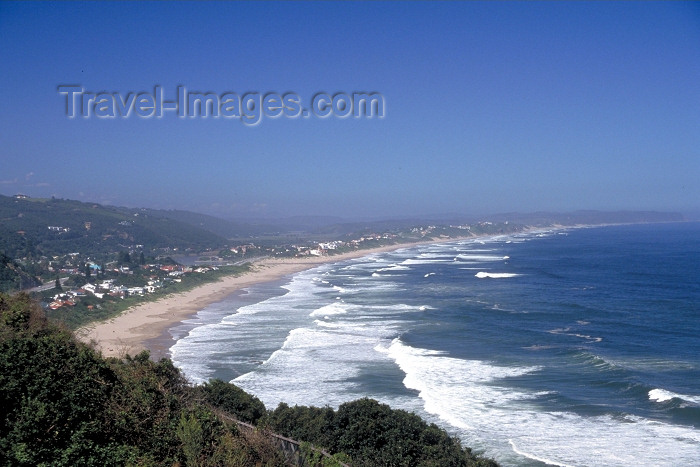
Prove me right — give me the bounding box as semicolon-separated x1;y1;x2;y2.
348;233;398;245
47;225;71;233
276;234;399;257
46;263;219;311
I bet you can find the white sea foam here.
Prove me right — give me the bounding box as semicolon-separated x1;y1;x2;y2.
387;339;541;432
309;302;349;317
234;326;400;409
313;319;338;328
170;281;316;384
401;258;453;265
424;272;436;278
456;254;509;262
508;440;577;467
310;301;429;319
338;278;404;293
475;272;521;278
419;252;456;259
649;389;700;405
375;264;411;272
367;303;429;313
386;339;700;466
548;328;603;344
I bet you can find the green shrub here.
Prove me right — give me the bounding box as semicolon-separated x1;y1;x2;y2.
268;398;498;467
0;293;284;466
198;378;266;425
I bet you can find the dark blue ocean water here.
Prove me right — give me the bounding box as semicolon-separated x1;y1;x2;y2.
170;223;700;466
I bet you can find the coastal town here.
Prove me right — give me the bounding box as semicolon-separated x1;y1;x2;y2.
2;193;679;329
1;192;537;328
33;225;478;320
45;263;220;311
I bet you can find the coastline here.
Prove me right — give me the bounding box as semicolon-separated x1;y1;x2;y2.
68;222;699;466
75;239;459;359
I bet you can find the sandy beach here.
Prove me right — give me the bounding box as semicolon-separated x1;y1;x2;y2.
76;240;449;359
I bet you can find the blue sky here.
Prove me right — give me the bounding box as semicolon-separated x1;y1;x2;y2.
1;1;698;219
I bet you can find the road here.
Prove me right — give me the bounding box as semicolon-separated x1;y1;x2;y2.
24;277;70;293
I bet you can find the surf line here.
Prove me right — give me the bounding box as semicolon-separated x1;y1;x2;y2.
508;440;577;467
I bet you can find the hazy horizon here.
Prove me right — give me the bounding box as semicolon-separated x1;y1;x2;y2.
1;2;698;219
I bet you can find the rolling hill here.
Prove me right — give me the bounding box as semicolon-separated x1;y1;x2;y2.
0;195;228;258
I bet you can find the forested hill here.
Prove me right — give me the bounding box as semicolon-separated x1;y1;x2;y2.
0;195;227;257
122;207;266;238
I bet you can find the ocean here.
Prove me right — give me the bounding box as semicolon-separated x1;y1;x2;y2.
169;222;700;466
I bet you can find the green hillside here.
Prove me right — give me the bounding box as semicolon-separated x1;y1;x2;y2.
0;195;227;258
0;253;41;293
122;207;265;238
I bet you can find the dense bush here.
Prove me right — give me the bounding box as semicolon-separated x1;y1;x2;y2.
267;398;498;467
0;294;122;465
198;378;267;425
0;293;285;466
266;403;337;450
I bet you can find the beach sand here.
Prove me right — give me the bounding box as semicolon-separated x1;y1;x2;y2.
76;241;448;359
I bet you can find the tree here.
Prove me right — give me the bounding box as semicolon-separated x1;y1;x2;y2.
267;398;499;467
54;275;62;291
25;238;35;258
139;252;145;265
199;379;266;425
177;412;204;467
118;251;131;265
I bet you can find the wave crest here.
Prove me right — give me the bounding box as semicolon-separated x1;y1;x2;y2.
475;272;521;279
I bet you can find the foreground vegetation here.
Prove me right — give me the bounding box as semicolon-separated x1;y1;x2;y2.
266;400;496;467
0;293;286;466
0;293;497;466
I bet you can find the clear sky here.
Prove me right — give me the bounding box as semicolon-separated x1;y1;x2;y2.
1;1;698;219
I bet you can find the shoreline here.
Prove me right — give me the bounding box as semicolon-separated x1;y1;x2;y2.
75;238;464;359
77;222;587;360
